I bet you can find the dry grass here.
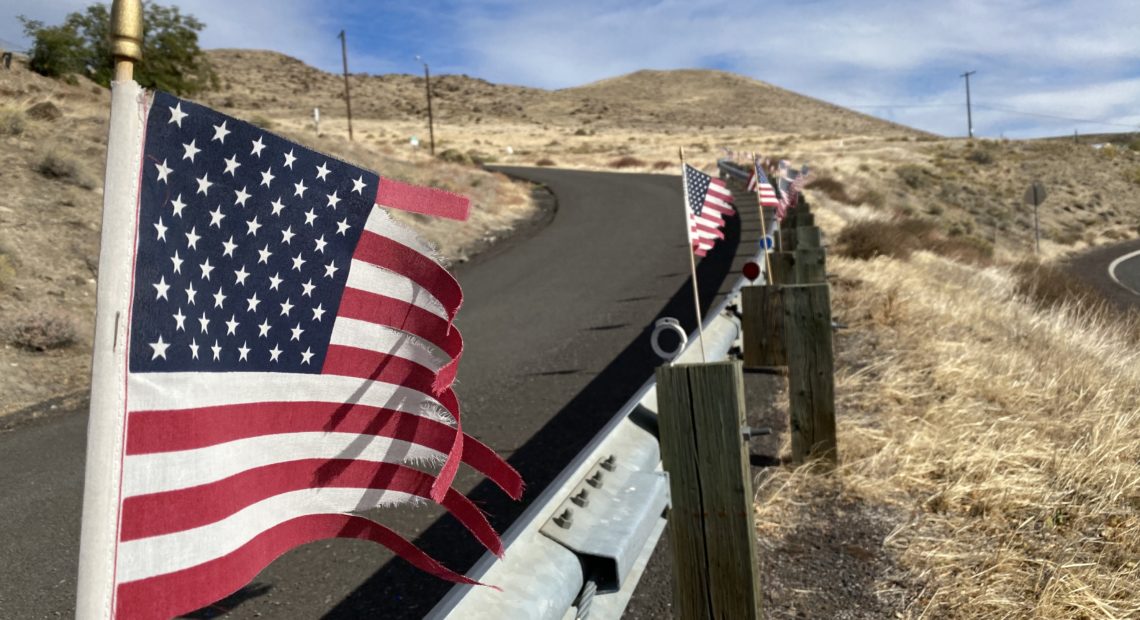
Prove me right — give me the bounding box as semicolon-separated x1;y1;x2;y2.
1;107;26;136
757;251;1140;618
34;150;95;188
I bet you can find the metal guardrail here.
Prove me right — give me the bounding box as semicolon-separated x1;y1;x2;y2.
428;160;760;620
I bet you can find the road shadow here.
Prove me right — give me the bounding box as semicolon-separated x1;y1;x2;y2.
322;195;744;619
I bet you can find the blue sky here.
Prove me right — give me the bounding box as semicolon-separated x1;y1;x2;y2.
4;0;1139;138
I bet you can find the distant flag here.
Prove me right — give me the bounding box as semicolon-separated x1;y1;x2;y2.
682;163;735;256
775;160;812;221
78;84;521;619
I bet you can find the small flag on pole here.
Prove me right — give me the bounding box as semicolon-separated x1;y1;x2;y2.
78;84;521;619
683;163;735;256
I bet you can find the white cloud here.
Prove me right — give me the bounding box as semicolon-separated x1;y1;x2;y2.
3;0;1137;138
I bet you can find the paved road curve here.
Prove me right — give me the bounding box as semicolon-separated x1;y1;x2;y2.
0;166;754;618
1066;238;1140;310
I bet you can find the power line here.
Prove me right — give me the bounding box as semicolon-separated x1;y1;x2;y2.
842;101;1139;130
971;104;1140;129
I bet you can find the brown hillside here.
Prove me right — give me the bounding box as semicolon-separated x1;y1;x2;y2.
202;50;919;136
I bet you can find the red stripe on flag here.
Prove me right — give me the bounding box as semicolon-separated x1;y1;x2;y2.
125;402;523;499
323;335;465;502
376;178;470;221
353;230;462;328
335;288;463;393
115;514;484;620
120;459;502;556
692;222;726;239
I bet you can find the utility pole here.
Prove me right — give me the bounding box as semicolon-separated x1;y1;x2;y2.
961;70;976;138
338;30;354;141
416;55;435;156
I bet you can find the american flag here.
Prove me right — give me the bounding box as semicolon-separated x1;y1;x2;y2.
775;160;811;221
93;91;521;618
682;163;735;256
747;158;780;211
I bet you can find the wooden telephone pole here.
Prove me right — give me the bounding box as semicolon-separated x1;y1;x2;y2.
338;30;354;141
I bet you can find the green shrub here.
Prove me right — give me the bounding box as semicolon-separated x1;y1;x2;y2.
20;3;216;95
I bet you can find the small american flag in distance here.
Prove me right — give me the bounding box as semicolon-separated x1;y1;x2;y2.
683;163;735;256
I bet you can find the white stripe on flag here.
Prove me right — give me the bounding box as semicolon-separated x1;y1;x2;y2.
117;487;417;583
345;259;448;320
363;208;439;259
328;317;446;371
123;432;443;496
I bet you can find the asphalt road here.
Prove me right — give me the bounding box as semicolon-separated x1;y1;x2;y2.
1065;237;1140;309
0;166;767;618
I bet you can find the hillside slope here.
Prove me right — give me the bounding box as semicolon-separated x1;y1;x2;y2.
202;50;919;136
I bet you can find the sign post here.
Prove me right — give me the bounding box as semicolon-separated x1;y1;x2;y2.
1023;182;1047;255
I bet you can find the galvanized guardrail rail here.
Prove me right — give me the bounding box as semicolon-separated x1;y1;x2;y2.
428;159;757;620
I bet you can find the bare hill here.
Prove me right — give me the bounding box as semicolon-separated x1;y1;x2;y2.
202;50;920;136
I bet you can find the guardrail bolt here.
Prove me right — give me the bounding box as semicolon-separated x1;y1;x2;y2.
600;455;616;471
553;509;574;529
571;489;590;507
587;471;605;488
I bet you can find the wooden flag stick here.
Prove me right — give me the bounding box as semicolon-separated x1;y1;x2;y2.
111;0;143;82
753;160;774;285
679;147;708;363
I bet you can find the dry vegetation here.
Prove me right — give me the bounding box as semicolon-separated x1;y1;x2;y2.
756;198;1140;617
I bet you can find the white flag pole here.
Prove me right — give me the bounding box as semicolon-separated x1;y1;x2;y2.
679;147;707;363
77;1;144;617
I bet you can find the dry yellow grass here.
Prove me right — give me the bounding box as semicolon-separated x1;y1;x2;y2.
756;248;1140;618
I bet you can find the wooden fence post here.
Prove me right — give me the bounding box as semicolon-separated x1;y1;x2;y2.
741;285;785;368
656;361;762;620
782;284;838;466
793;226;826;284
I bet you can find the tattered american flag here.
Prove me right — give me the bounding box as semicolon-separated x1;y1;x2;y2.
81;89;521;619
775;160;811;221
747;158;780;211
682;163;735;256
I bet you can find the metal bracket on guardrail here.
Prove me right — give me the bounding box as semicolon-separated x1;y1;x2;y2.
539;454;670;595
650;317;688;362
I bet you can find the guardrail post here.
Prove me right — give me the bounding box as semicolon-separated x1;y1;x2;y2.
793;226;826;284
741;285;785;369
782;284;838;466
655;361;762;620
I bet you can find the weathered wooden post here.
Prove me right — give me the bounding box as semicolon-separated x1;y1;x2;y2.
782;284;837;466
741;285;785;369
656;361;762;620
793;226;826;285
